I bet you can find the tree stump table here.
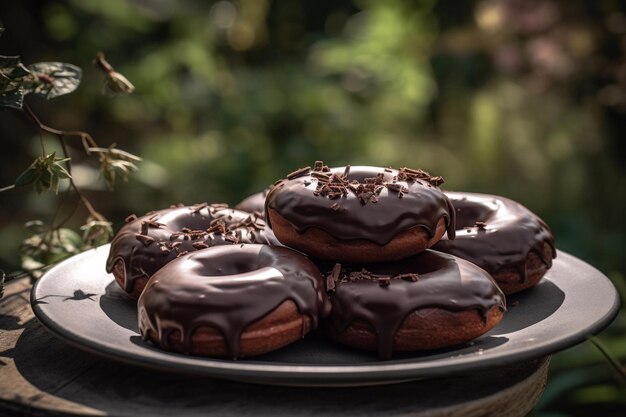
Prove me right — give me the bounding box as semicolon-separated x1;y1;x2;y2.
0;277;549;417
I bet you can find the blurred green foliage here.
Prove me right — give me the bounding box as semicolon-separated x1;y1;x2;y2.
0;0;624;415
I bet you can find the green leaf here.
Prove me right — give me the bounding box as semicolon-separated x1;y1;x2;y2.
14;166;39;187
0;88;26;109
15;153;72;194
26;62;82;99
0;55;32;108
24;220;45;232
0;56;30;77
50;158;71;179
19;222;83;278
0;85;25;109
34;168;52;194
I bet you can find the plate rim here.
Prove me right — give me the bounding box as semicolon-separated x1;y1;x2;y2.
30;245;621;384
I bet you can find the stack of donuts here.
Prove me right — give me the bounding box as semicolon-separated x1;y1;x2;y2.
106;161;555;359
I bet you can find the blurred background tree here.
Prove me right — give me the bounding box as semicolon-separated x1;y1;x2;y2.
0;0;624;415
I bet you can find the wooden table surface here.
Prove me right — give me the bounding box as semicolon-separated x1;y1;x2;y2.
0;277;549;417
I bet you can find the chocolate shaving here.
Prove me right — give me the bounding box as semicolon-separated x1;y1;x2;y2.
331;266;421;286
429;176;444;186
311;171;331;181
287;166;311;180
209;203;229;209
191;202;208;213
192;242;209;250
125;214;137;223
135;234;155;246
397;273;419;282
326;263;342;293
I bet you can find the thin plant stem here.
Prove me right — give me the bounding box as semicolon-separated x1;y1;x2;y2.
587;336;626;383
22;104;98;149
20;103;108;226
0;184;15;192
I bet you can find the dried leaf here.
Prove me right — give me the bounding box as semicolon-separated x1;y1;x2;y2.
80;216;113;247
103;71;135;96
90;145;141;190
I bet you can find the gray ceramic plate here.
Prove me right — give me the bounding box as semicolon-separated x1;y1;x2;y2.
31;245;619;386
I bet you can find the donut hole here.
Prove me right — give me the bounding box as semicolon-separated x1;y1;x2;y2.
451;199;497;229
158;207;247;232
191;250;265;276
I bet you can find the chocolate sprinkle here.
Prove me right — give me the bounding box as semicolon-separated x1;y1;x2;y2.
287;166;312;180
265;164;456;245
106;204;280;294
325;250;506;359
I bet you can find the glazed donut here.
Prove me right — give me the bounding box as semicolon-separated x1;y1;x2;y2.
138;244;329;358
322;250;505;359
235;187;271;214
106;203;278;299
265;162;455;263
433;192;556;295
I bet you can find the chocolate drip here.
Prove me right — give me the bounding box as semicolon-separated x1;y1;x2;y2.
137;245;328;358
105;204;279;293
433;192;556;283
324;250;505;359
265;165;455;245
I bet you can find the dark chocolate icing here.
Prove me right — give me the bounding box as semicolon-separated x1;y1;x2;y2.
106;203;279;293
138;244;329;358
323;250;505;359
235;188;271;214
433;192;556;282
265;164;455;245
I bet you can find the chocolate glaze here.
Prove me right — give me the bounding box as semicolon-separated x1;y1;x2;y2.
106;203;279;293
323;250;505;359
433;192;556;283
265;164;455;245
235;188;271;214
138;244;329;358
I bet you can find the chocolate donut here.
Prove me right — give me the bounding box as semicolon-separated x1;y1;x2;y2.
106;203;278;299
433;192;556;295
138;244;329;358
235;188;271;214
265;162;456;263
323;250;505;359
